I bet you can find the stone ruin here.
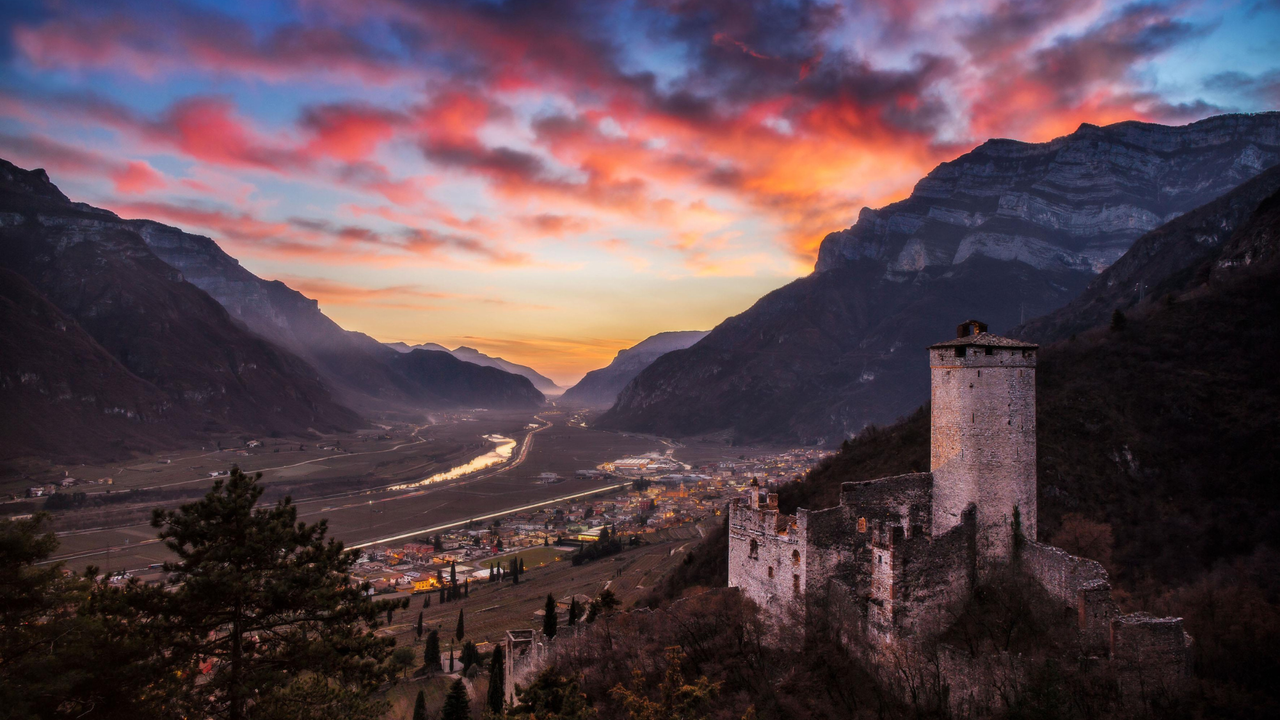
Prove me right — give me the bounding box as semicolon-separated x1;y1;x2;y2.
728;320;1192;696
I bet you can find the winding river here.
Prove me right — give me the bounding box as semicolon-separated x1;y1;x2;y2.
388;434;517;490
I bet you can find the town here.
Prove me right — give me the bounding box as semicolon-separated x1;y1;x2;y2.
348;448;825;597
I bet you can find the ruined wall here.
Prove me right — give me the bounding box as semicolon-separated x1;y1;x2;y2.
503;629;549;705
1022;541;1109;607
840;472;934;533
896;510;977;640
728;492;805;623
1111;613;1193;697
930;345;1037;562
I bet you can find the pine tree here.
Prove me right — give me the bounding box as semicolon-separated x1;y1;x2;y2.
412;689;427;720
416;611;423;640
542;593;558;639
486;645;506;714
1111;308;1127;331
424;630;440;672
455;608;465;641
440;678;470;720
144;467;396;719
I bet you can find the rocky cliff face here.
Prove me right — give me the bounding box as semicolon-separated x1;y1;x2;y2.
816;113;1280;276
601;113;1280;445
560;330;708;408
1015;162;1280;343
0;159;361;460
130;212;544;413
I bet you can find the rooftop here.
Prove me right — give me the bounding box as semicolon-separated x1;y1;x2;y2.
928;319;1037;349
929;332;1038;349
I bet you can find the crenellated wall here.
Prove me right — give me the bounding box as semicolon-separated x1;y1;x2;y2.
728;489;806;624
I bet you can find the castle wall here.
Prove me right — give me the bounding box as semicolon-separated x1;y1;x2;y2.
1021;541;1109;607
896;513;977;639
931;346;1037;562
840;473;934;534
1111;613;1193;697
728;493;806;624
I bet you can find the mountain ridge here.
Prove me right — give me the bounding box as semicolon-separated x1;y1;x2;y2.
0;159;361;460
560;330;709;408
127;210;545;414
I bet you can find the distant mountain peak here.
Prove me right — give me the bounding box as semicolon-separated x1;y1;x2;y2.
560;330;708;408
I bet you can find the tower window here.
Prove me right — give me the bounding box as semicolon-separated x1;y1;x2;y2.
984;347;993;355
768;566;774;578
749;539;758;559
793;574;801;594
955;347;966;357
857;517;867;533
792;549;801;565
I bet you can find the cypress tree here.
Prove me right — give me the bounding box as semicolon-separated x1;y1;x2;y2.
440;678;470;720
386;606;394;626
542;593;558;639
486;645;506;714
439;585;446;604
416;611;423;640
424;630;440;672
568;597;582;626
464;579;469;597
450;561;457;588
449;642;455;673
455;608;465;641
412;689;427;720
424;593;431;609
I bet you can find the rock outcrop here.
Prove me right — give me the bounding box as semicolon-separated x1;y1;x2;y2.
560;330;708;408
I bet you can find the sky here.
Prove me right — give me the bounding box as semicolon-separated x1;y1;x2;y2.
1;0;1278;385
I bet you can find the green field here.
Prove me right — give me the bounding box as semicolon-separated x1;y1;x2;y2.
478;545;566;570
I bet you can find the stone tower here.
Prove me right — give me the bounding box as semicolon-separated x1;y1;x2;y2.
929;320;1037;563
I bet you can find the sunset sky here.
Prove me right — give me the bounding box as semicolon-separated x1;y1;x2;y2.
1;0;1278;384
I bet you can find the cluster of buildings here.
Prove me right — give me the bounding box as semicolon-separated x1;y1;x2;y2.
350;449;826;595
25;474;112;498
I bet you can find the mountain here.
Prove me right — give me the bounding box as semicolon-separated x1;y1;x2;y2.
1014;162;1280;343
441;346;560;395
0;160;360;461
0;267;196;462
386;341;449;354
129;213;544;413
560;330;709;407
599;112;1280;445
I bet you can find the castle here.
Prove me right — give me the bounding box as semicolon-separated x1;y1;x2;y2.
728;321;1192;686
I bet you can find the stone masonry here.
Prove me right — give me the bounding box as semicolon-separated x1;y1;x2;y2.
728;319;1191;689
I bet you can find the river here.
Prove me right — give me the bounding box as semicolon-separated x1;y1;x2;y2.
387;434;517;490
